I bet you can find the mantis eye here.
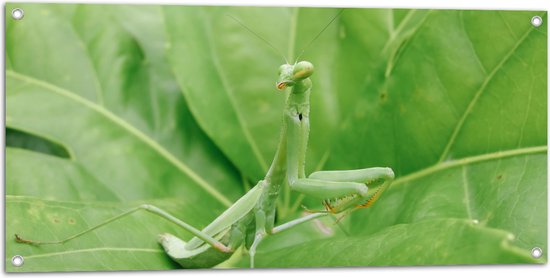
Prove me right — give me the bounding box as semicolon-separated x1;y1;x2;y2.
292;61;314;80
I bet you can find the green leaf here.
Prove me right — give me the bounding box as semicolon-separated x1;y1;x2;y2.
335;9;548;264
329;10;547;175
5;196;201;272
5;3;243;272
350;150;547;253
6;3;241;205
255;219;537;267
6;148;119;201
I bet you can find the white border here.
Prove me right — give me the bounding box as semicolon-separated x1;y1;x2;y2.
0;0;549;10
1;0;549;278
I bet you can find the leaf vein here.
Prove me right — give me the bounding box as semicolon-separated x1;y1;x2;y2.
437;19;539;162
394;145;547;187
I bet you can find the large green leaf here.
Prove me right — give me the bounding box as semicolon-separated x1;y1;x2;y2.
255;218;537;267
6;148;119;201
330;10;547;175
5;4;547;271
336;9;548;264
5;3;242;272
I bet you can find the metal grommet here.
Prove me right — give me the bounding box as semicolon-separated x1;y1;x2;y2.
11;255;24;267
531;247;543;259
531;16;543;27
12;8;24;20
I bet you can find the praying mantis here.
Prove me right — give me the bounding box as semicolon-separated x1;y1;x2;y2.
14;11;395;269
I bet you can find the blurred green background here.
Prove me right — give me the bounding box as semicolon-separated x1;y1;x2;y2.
5;4;547;271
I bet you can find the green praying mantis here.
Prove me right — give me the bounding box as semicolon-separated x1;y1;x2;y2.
14;11;395;269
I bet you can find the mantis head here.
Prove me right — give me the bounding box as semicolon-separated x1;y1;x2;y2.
276;61;314;90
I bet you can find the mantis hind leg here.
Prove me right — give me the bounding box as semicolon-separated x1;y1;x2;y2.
15;204;234;268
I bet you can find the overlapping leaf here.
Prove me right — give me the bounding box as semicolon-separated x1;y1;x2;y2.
255;219;537;267
6;3;242;272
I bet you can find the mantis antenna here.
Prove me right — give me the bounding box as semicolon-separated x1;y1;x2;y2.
228;9;344;65
226;14;289;64
294;9;345;63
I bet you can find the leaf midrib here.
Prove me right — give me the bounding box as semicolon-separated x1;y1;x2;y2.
393;145;547;187
6;70;232;207
437;12;547;162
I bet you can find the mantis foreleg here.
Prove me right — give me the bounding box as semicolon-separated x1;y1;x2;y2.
296;168;394;212
284;100;394;213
